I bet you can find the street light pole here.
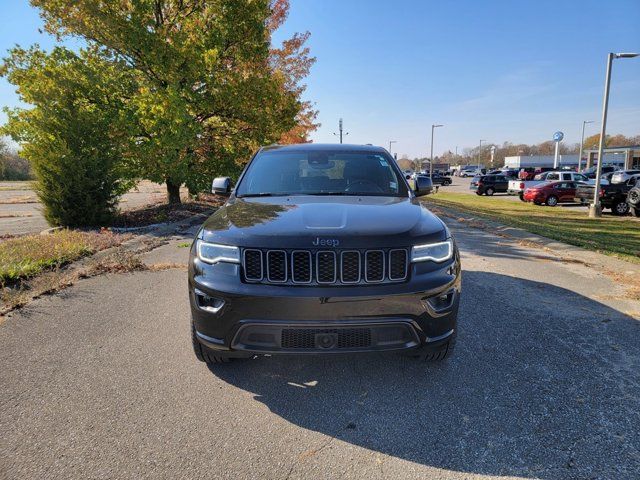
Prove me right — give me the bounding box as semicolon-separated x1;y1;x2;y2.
430;124;443;178
590;52;639;218
388;140;397;155
578;120;594;172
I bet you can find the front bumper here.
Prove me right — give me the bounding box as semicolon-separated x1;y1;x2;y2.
189;250;461;355
523;193;543;202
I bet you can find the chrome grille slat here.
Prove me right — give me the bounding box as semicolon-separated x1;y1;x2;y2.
388;249;408;281
291;250;312;283
243;249;263;281
340;251;361;283
242;248;408;285
316;251;337;284
365;250;385;283
266;250;287;283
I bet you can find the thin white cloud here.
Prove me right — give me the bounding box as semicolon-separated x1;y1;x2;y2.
449;65;559;114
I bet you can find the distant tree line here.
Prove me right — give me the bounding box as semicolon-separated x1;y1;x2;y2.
1;0;318;227
399;133;640;170
0;138;32;181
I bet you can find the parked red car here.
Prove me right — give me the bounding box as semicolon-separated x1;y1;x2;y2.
518;167;555;181
523;181;578;206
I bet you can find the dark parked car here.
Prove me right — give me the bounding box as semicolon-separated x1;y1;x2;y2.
500;169;520;179
582;165;618;179
470;174;509;195
575;175;639;215
189;144;461;365
523;181;578;206
430;173;452;186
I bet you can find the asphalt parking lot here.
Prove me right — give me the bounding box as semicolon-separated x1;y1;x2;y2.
2;215;639;479
0;181;177;236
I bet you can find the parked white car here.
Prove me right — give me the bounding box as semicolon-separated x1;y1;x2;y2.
507;171;589;199
460;168;483;178
610;169;640;184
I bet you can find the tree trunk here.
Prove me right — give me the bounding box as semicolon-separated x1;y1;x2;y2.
166;179;182;205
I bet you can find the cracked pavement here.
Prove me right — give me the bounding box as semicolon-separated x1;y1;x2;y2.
1;218;639;479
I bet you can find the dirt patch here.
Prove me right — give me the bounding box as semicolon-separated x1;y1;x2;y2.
0;213;33;218
111;195;223;228
601;270;640;301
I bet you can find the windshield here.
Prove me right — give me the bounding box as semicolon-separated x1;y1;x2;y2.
235;150;408;197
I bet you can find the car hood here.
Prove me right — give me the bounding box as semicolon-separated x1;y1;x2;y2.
199;196;448;249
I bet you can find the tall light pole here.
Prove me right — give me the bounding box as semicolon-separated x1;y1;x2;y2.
577;120;594;172
430;124;443;178
477;139;485;169
590;52;639;218
333;118;349;144
388;140;397;155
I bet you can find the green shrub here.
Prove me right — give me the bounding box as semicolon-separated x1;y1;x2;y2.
1;47;134;227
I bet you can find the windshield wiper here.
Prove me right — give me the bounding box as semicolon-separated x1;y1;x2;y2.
305;191;353;196
237;193;279;198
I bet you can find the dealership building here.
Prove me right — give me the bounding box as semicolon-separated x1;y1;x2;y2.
584;145;640;170
504;145;640;170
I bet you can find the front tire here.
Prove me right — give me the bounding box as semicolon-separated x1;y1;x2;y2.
612;201;630;216
519;194;525;202
407;333;456;362
627;188;640;208
191;322;231;365
546;195;558;207
485;187;495;196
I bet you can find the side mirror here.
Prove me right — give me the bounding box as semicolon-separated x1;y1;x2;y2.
414;176;433;197
212;177;232;196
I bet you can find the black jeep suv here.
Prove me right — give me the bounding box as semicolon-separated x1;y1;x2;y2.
188;144;461;364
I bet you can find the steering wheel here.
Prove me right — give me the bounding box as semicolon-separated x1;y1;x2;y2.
345;179;384;193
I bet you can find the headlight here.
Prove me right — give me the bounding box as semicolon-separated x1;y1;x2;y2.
411;239;453;263
196;240;240;264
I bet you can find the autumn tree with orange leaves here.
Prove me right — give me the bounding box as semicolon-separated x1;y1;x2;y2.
4;0;319;214
269;0;320;144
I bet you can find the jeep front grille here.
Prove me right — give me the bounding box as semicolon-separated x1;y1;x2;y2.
241;248;408;285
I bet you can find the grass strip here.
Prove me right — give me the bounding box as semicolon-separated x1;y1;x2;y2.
423;192;640;264
0;230;126;285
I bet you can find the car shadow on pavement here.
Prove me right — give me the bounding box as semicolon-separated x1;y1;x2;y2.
209;271;640;479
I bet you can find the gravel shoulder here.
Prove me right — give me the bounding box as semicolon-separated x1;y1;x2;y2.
1;216;639;479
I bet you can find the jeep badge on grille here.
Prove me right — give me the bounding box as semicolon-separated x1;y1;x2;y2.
312;237;340;247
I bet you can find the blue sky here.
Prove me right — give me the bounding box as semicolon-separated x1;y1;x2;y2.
2;0;639;157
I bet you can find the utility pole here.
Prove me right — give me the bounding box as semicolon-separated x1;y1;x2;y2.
430;124;443;178
388;140;397;155
478;139;485;169
578;120;594;172
333;118;349;144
